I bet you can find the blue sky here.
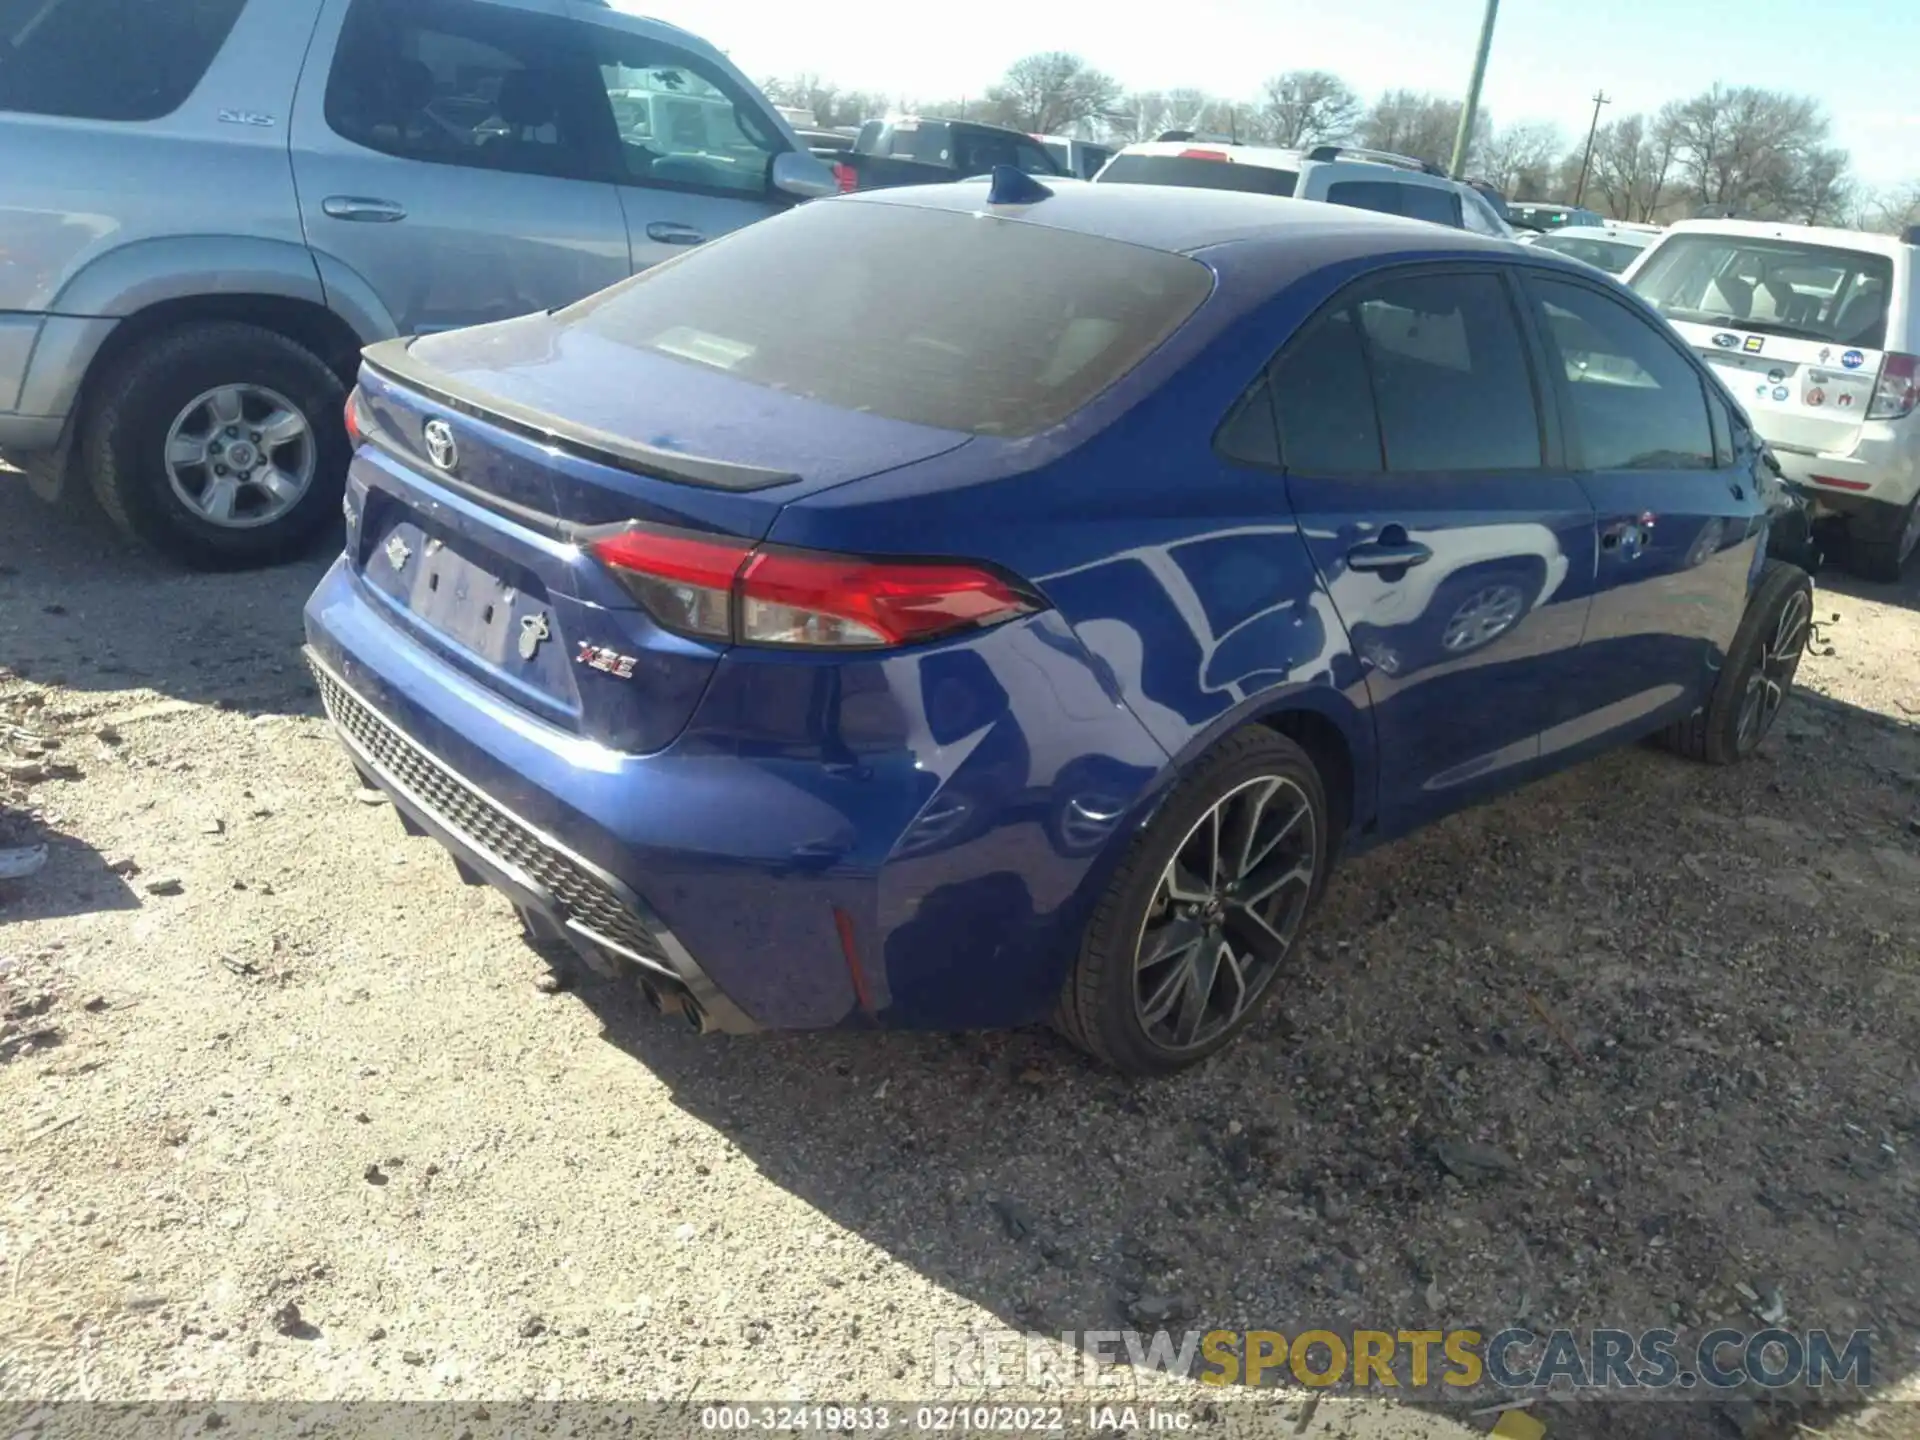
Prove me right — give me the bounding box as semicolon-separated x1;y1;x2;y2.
624;0;1919;190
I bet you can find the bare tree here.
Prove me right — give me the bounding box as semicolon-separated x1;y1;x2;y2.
1660;83;1853;221
758;75;887;128
984;52;1121;134
1478;121;1562;199
1359;90;1485;169
1256;70;1361;148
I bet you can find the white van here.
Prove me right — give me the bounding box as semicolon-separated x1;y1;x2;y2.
1625;220;1919;581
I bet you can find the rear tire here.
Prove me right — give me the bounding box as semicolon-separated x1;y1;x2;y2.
1660;559;1812;765
1849;493;1920;584
1054;728;1329;1076
83;321;348;571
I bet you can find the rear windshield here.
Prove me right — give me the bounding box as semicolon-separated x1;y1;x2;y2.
555;199;1214;436
1098;154;1298;198
1629;234;1893;350
1535;234;1643;274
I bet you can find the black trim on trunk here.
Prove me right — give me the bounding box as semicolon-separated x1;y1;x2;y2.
360;338;802;493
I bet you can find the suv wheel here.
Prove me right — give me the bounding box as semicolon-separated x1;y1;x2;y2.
84;321;348;570
1054;728;1328;1076
1659;559;1813;764
1850;493;1920;585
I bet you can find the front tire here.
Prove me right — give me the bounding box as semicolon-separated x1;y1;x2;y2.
83;321;348;570
1660;559;1813;765
1055;728;1329;1076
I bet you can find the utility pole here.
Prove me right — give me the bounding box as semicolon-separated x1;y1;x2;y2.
1573;90;1611;205
1448;0;1499;178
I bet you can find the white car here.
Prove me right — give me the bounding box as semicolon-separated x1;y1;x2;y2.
1091;141;1517;241
1624;219;1919;581
1520;223;1659;275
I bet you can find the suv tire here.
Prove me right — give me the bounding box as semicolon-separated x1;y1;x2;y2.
1659;559;1813;764
1054;728;1328;1076
84;321;348;570
1850;493;1920;585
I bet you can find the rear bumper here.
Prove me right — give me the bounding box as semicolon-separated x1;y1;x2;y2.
303;555;1168;1033
1767;424;1920;523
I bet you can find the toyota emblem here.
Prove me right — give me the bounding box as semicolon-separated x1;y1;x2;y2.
422;419;458;471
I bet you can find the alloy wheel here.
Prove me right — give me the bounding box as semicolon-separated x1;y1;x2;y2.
1133;775;1316;1053
1441;582;1525;653
1735;587;1812;751
164;385;316;529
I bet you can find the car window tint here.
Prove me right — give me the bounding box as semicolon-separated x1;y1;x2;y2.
0;0;244;121
1324;180;1401;217
1269;308;1384;474
1707;392;1735;467
1098;154;1298;196
1532;277;1714;471
1214;375;1280;467
1398;185;1461;228
557;198;1213;436
326;0;599;181
588;31;779;196
1352;271;1542;472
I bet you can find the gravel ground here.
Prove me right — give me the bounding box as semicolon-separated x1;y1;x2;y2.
3;481;1920;1440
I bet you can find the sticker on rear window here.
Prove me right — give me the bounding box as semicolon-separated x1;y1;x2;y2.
1713;333;1739;349
1842;349;1865;369
1838;392;1855;408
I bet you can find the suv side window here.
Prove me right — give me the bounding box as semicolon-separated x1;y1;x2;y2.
1350;271;1542;472
325;0;601;182
587;30;782;196
0;0;245;121
1528;276;1714;471
1325;178;1462;229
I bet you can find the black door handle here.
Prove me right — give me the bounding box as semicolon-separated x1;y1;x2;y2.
1347;539;1433;573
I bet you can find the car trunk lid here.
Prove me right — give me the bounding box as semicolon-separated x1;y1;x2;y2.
348;318;971;753
1668;320;1881;456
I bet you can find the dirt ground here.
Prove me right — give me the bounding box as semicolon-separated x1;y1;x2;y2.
4;480;1920;1440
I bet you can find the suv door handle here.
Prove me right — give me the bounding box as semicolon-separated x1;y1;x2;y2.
1346;538;1433;573
645;221;707;245
322;196;407;223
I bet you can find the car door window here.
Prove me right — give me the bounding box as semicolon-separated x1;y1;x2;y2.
1268;307;1384;473
1325;179;1462;229
1351;271;1542;472
1214;374;1281;468
1529;277;1714;472
587;29;781;197
325;0;600;181
0;0;245;121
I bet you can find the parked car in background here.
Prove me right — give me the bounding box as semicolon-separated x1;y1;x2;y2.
1521;224;1659;274
1625;219;1919;581
1093;141;1516;239
0;0;834;570
307;178;1813;1075
1033;134;1115;180
1509;201;1606;233
825;116;1068;192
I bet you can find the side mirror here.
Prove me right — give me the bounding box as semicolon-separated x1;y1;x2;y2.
772;150;837;200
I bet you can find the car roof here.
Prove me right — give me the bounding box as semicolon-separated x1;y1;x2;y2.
1657;217;1916;259
841;180;1522;262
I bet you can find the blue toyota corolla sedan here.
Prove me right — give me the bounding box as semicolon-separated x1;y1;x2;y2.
304;173;1815;1075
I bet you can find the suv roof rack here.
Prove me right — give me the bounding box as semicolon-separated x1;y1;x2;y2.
1305;144;1448;178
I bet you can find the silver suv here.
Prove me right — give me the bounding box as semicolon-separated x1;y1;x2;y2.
0;0;834;568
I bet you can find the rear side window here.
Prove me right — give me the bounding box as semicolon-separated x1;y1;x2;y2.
1269;309;1383;473
1100;154;1298;197
1529;276;1714;472
1325;179;1461;229
1354;271;1541;471
558;199;1214;436
326;0;601;182
0;0;244;121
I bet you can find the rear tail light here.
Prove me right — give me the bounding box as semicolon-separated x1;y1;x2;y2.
344;387;366;445
832;162;858;193
1179;148;1230;161
584;522;1041;650
1868;353;1920;421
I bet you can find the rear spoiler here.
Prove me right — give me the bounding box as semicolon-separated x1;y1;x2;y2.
360;337;801;493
